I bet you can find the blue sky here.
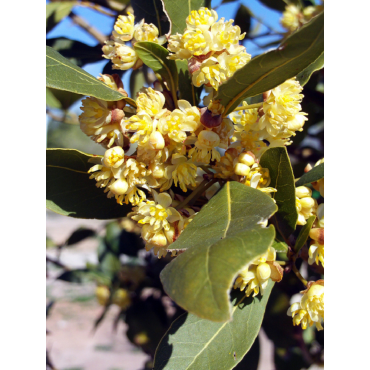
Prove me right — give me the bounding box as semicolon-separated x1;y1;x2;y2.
47;0;286;113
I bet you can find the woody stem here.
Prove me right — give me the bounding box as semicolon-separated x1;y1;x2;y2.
232;102;263;112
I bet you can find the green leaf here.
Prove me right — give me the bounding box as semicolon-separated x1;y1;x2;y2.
161;0;205;35
131;0;170;36
260;147;298;238
176;60;200;106
46;46;136;105
272;239;288;253
296;52;324;86
46;37;103;67
257;0;287;11
294;215;316;253
134;42;178;96
153;282;274;370
295;163;324;186
161;181;277;322
234;4;251;36
216;12;324;115
46;1;75;33
46;87;81;110
130;69;146;99
46;148;132;219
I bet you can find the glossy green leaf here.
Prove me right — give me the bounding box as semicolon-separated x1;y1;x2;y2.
131;0;170;36
46;46;136;105
260;147;298;238
46;2;75;33
46;37;103;67
296;52;324;86
295;163;324;186
294;215;316;253
46;148;132;219
234;4;251;36
176;60;200;106
134;42;178;95
161;181;277;322
161;0;205;35
153;282;274;370
217;12;324;115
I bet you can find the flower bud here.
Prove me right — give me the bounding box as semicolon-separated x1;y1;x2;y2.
149;163;166;179
95;286;110;306
109;178;128;195
300;197;315;209
257;262;271;281
150;232;167;247
149;131;165;150
200;107;223;128
309;228;324;244
111;108;125;123
296;186;312;198
234;163;250;176
238;152;255;167
103;146;125;168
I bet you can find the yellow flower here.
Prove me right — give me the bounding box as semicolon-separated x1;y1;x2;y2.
162;154;198;192
158;100;200;142
214;148;239;179
230;102;258;130
288;281;324;331
127;111;154;145
192;57;226;90
134;20;160;43
96;286;110;306
296;186;318;225
103;41;139;70
234;246;283;297
112;12;135;41
188;130;221;164
308;203;324;267
136;88;167;119
130;190;183;257
258;78;307;139
210;18;245;54
186;7;218;31
281;4;301;32
112;288;131;309
79;97;124;148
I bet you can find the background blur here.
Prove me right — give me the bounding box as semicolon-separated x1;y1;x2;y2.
46;1;324;369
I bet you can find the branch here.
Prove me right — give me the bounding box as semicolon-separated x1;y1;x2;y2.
69;11;108;45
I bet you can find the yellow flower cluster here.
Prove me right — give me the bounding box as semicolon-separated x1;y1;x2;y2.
168;7;251;91
295;186;317;225
80;8;316;263
281;3;323;32
102;12;166;71
287;281;324;330
234;246;283;297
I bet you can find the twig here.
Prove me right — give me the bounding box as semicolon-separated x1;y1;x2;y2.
79;1;115;16
292;263;308;287
70;11;107;44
